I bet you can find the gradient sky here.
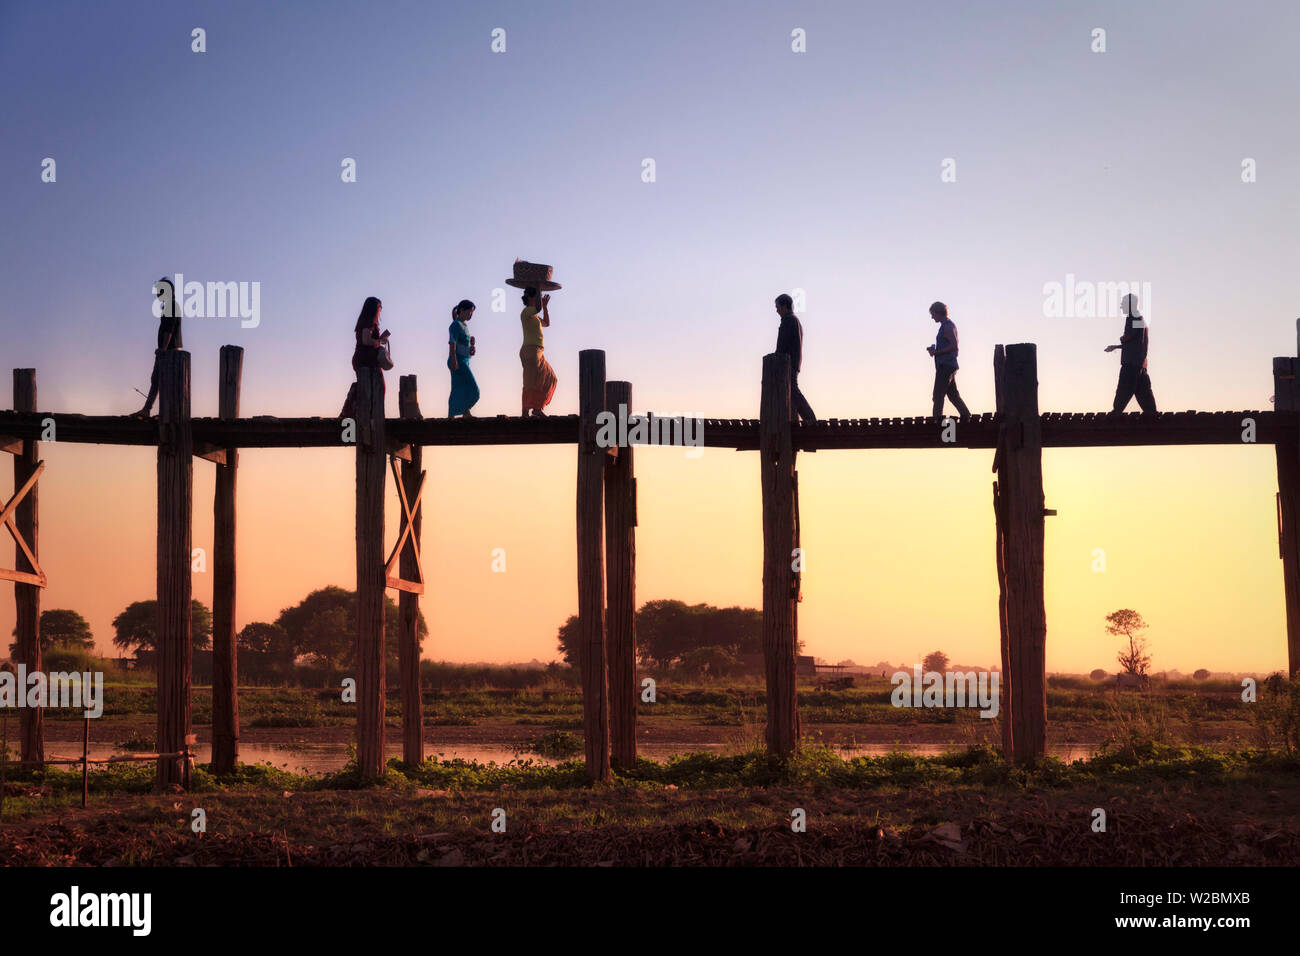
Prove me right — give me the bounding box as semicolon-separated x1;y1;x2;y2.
2;0;1298;674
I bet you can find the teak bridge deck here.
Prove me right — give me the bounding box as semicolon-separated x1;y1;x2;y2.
6;333;1300;783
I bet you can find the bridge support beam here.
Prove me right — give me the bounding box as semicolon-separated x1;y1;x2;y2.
354;367;387;781
1273;344;1300;677
760;353;800;759
994;343;1046;763
577;351;611;781
397;375;424;765
11;369;43;768
156;351;193;789
211;347;242;774
604;380;637;771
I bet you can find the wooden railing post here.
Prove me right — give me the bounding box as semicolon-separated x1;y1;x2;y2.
577;350;611;782
1273;329;1300;677
398;374;424;765
354;367;387;781
760;352;799;759
156;350;193;789
996;343;1046;763
12;369;43;769
211;346;242;774
604;380;637;771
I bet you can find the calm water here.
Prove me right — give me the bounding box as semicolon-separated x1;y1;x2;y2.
45;739;1098;774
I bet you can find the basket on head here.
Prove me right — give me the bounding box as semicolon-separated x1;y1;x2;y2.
505;259;561;291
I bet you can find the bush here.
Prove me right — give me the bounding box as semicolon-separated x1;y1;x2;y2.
1193;668;1210;681
1089;669;1108;681
42;647;101;673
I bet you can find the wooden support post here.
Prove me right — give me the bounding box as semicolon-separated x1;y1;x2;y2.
992;345;1013;757
81;715;89;809
604;380;637;771
398;375;424;765
156;351;193;790
760;353;799;759
11;370;42;768
354;366;387;781
211;347;242;774
1273;345;1300;677
577;350;611;782
995;344;1046;763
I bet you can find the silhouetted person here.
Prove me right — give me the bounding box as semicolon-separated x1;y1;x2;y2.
341;296;389;418
927;301;970;420
1105;293;1157;415
774;293;816;423
134;277;182;418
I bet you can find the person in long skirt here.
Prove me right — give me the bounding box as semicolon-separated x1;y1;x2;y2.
519;287;558;416
341;296;387;418
447;299;480;417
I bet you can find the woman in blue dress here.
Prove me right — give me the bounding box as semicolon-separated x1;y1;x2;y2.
447;299;480;417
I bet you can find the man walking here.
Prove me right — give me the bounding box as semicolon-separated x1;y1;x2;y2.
774;293;816;423
134;277;182;418
927;301;971;421
1105;292;1157;415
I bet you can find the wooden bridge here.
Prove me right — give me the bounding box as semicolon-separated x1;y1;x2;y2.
6;330;1300;785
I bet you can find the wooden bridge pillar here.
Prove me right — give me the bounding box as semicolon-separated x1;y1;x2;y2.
156;351;193;789
11;369;43;768
992;345;1013;758
577;350;611;782
354;367;387;780
1273;333;1300;677
993;343;1046;763
397;375;424;765
604;380;637;771
760;353;799;759
211;346;242;774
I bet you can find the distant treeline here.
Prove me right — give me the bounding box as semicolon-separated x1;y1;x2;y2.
556;599;803;677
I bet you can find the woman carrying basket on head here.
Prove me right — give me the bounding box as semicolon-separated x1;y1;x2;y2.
507;260;560;417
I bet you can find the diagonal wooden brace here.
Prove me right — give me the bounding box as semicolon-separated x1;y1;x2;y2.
1;459;46;587
384;455;426;593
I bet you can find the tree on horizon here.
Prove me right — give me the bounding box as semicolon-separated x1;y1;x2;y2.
112;599;212;656
1107;609;1151;676
9;608;95;656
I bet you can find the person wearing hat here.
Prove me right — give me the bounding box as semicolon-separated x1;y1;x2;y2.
447;299;480;417
507;260;560;417
1104;292;1157;415
927;301;971;421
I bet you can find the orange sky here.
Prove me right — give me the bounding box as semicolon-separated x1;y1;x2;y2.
1;432;1286;676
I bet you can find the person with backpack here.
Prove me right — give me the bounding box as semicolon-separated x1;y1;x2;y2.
1105;292;1157;414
